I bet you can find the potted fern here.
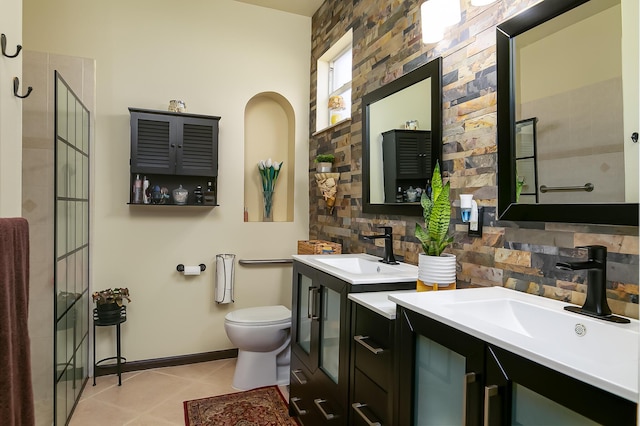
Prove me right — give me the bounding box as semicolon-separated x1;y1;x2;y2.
314;154;335;173
415;161;456;291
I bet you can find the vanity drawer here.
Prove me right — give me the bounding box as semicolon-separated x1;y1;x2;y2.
353;303;393;389
289;354;315;422
352;368;389;426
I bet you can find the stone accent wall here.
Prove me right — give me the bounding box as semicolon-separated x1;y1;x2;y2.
309;0;638;318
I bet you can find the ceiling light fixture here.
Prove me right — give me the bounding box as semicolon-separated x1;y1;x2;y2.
421;0;461;44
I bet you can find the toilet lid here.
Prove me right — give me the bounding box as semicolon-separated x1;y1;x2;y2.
225;305;291;325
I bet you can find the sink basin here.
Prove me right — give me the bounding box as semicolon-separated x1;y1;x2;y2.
389;286;639;402
292;253;418;285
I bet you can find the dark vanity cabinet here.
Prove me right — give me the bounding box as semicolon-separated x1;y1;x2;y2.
289;261;415;425
382;129;432;203
290;261;349;425
397;307;637;425
349;302;396;426
129;108;220;205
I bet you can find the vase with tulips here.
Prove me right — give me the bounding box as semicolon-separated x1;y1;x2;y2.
258;158;283;221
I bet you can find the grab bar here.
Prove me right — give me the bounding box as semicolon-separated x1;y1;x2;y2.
539;183;594;193
238;259;293;266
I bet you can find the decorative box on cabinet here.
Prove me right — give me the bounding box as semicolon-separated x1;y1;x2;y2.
382;129;433;203
289;260;416;425
396;307;637;426
128;108;220;206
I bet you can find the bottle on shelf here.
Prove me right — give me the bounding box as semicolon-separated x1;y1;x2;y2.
142;176;150;204
204;180;216;206
396;186;404;203
194;185;204;205
132;174;143;204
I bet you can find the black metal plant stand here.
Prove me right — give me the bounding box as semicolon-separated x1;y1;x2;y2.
93;305;127;386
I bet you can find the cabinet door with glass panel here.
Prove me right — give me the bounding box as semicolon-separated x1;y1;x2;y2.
290;261;349;423
396;308;485;426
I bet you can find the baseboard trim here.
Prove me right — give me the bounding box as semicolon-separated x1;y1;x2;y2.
94;348;238;377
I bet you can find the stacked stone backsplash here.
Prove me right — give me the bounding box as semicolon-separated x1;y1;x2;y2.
309;0;638;318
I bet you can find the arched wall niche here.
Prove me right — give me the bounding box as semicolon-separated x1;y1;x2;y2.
244;92;295;222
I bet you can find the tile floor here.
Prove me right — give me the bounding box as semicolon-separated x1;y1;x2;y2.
69;358;289;425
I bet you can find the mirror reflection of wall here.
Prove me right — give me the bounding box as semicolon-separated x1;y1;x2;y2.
369;78;431;203
515;118;538;204
515;0;638;204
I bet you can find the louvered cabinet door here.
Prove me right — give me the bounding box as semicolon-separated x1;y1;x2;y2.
130;112;176;175
175;116;219;176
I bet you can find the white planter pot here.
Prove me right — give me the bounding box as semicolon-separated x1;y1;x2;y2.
417;253;456;290
316;162;332;173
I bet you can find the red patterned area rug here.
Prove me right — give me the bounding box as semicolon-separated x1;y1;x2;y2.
184;385;299;426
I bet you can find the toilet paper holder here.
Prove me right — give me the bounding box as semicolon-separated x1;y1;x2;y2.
176;264;206;272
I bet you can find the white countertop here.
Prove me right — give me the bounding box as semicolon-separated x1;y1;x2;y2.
292;253;418;285
390;287;639;402
348;290;417;319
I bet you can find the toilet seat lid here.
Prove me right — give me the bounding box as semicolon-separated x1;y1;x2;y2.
225;305;291;325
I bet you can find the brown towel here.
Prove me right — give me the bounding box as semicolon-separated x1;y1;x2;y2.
0;218;35;426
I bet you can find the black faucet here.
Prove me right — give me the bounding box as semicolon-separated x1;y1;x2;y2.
363;226;398;265
556;245;629;323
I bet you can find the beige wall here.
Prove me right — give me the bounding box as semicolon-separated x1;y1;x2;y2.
24;0;311;361
0;0;22;217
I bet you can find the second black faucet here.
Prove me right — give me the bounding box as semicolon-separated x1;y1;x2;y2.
363;226;398;265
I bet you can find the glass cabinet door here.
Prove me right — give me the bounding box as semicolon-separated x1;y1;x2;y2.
511;383;598;425
296;272;314;355
320;286;341;383
414;335;466;425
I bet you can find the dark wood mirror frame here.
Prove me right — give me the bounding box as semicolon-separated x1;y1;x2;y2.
362;57;443;216
496;0;638;226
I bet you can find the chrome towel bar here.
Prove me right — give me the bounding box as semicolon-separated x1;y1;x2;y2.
539;183;594;193
238;259;293;266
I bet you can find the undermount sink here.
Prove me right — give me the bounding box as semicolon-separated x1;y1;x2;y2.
292;253;418;285
389;286;639;402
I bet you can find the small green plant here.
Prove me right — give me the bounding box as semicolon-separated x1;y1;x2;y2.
314;154;335;164
415;161;453;256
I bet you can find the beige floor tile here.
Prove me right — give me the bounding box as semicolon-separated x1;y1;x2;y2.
69;397;139;426
88;371;191;413
69;357;292;425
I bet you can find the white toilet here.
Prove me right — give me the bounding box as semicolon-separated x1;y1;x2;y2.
224;305;291;390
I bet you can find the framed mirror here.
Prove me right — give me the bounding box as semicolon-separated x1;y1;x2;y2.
362;57;443;215
497;0;638;225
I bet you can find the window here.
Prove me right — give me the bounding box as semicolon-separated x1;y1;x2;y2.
316;29;353;131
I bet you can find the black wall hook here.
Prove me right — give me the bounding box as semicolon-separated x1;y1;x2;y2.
632;132;638;144
1;34;22;58
13;77;32;99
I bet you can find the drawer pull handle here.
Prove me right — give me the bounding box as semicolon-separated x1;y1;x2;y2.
354;335;384;354
291;397;307;416
484;385;500;426
314;398;336;420
352;402;381;426
292;369;307;385
462;372;477;425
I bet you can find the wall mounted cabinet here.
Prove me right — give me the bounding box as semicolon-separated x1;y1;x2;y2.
382;129;432;203
128;108;220;206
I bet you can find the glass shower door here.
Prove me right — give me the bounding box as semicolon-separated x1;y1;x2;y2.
54;71;90;426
